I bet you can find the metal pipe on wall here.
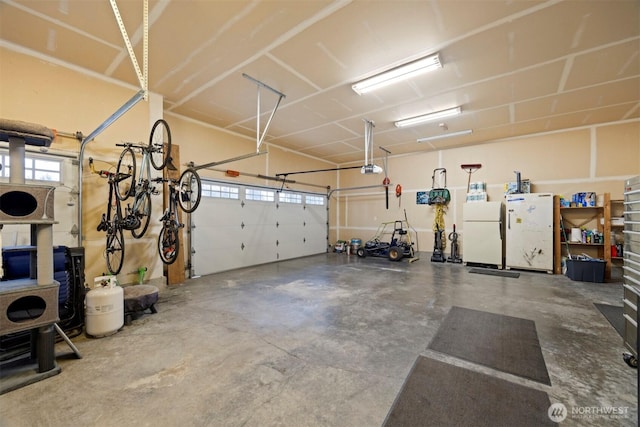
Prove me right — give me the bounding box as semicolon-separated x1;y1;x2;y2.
76;89;146;247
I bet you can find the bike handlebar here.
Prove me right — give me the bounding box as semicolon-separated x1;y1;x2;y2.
88;157;131;181
116;142;146;149
152;177;179;185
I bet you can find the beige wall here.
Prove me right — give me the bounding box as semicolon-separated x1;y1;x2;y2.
2;46;638;277
1;47;336;285
334;121;640;255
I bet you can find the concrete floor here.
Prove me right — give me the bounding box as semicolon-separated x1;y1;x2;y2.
0;252;636;426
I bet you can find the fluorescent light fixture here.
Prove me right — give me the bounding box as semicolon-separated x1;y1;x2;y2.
352;53;441;95
394;107;461;128
417;129;473;143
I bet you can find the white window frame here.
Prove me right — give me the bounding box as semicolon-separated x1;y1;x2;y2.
245;188;275;202
305;195;325;206
0;152;62;183
202;182;239;199
278;191;302;204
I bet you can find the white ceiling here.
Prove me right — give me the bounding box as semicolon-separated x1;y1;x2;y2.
1;0;639;165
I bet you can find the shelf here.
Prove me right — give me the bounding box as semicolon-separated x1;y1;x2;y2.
554;193;611;280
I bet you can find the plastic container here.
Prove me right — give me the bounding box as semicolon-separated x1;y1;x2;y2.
350;238;362;253
566;258;606;283
85;278;124;337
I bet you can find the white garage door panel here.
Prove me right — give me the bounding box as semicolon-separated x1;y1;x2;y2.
192;197;244;275
242;222;277;266
192;180;327;276
242;200;277;266
304;204;328;254
276;203;304;260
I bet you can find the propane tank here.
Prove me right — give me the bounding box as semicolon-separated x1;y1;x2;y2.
85;275;124;337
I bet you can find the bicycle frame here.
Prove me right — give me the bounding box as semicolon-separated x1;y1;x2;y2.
134;143;157;194
117;142;159;239
91;158;136;275
155;177;185;265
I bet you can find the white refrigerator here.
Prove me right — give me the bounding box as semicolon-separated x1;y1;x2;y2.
463;201;504;268
505;193;554;272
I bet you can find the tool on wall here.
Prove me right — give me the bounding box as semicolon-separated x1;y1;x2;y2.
429;168;449;262
461;164;482;193
396;184;402;207
428;168;450;205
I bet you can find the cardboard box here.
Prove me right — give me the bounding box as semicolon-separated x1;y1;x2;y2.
566;259;606;283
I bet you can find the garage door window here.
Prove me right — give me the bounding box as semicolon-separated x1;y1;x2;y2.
246;188;275;202
279;191;302;204
305;195;324;206
202;183;239;199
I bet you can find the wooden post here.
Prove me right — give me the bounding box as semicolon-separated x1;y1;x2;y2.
164;144;186;285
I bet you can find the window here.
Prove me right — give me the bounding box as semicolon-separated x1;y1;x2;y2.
202;183;239;199
279;191;302;204
0;154;62;182
246;188;275;202
306;195;325;206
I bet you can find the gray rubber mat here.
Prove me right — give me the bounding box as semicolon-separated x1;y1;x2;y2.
383;356;554;427
427;306;551;385
469;267;520;278
594;303;624;338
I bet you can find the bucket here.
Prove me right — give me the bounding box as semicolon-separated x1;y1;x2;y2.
350;238;362;253
85;277;124;337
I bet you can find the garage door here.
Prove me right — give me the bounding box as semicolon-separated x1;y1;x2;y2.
191;180;327;276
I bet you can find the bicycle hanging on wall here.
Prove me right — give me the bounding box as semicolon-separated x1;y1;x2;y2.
90;157;140;275
114;119;172;238
152;177;194;264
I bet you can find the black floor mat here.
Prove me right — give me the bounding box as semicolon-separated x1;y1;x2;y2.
469;267;520;278
594;303;624;338
427;306;551;385
383;356;554;427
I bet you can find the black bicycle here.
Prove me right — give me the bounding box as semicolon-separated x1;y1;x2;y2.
114;119;172;238
153;177;186;264
90;158;140;274
177;165;201;214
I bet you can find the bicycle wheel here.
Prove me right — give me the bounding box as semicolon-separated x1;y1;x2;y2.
149;119;172;170
177;169;201;213
106;221;125;274
131;191;152;239
116;146;136;201
158;224;179;264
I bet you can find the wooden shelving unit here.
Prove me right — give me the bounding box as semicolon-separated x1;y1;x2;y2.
553;193;611;281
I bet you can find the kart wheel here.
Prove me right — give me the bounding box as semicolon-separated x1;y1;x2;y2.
388;246;404;261
356;247;366;257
